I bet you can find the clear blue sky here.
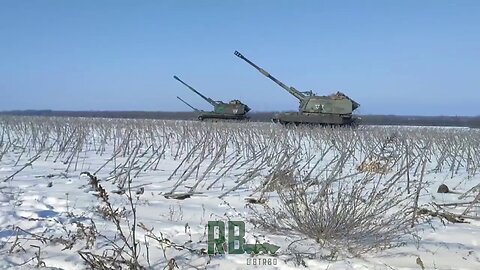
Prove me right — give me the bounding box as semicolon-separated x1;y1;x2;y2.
1;0;479;116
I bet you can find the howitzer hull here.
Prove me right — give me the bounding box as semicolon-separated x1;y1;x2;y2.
197;112;250;122
272;112;360;127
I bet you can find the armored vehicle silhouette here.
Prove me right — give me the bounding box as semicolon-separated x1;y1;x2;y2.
234;51;360;126
173;75;250;121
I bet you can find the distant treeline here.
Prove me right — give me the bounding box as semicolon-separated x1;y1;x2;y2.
1;110;479;128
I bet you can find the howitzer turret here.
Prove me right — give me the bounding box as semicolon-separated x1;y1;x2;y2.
234;50;360;126
173;75;251;121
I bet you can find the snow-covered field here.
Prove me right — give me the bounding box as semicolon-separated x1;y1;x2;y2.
0;116;479;269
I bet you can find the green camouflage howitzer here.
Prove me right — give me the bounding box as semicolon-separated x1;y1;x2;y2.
234;51;360;126
173;75;251;121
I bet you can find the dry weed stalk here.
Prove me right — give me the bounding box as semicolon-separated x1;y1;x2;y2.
1;116;480;266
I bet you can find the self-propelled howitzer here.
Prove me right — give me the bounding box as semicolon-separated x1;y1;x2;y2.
234;51;360;126
173;75;251;121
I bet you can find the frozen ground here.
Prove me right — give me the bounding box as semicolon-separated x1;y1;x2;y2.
0;117;479;269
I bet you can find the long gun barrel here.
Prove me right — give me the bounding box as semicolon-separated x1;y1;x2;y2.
234;51;305;100
176;96;200;112
173;75;218;106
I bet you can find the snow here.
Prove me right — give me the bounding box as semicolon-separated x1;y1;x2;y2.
0;117;479;269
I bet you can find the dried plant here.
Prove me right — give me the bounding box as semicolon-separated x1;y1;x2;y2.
1;116;480;267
